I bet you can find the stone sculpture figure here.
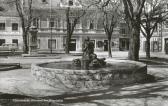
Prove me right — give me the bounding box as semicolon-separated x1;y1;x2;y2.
73;37;106;70
82;37;94;60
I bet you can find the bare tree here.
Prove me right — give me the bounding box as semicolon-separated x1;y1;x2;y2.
121;0;146;61
64;0;101;54
91;0;145;60
96;1;122;57
65;7;86;54
141;0;168;58
16;0;33;54
7;0;33;54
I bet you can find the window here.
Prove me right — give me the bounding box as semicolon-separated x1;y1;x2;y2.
48;39;56;49
90;40;95;48
42;0;46;3
0;39;5;46
37;39;40;49
120;23;126;27
32;35;36;42
0;23;5;30
165;21;168;28
55;19;59;28
12;23;18;31
69;0;73;6
12;39;18;46
41;20;47;28
111;42;115;47
63;36;66;47
120;28;126;34
121;40;125;47
69;20;74;29
89;20;94;29
97;41;103;48
49;18;55;28
75;20;80;29
32;18;39;28
154;24;158;31
69;39;76;51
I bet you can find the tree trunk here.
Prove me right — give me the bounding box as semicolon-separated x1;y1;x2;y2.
146;37;151;59
128;25;140;61
108;39;112;58
21;18;29;54
65;35;70;54
22;32;29;54
65;7;71;54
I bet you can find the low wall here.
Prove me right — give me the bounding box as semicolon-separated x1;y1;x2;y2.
31;60;147;90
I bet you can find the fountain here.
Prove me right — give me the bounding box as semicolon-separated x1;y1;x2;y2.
73;37;106;70
31;37;147;91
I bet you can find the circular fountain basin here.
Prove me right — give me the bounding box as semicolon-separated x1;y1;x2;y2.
31;60;147;90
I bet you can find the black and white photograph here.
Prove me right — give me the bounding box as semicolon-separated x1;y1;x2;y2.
0;0;168;106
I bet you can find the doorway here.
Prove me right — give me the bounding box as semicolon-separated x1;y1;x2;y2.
165;38;168;54
119;38;129;51
70;39;76;51
151;41;159;52
104;40;108;51
0;39;5;46
12;39;18;46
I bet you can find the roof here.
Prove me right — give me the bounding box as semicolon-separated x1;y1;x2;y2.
0;0;98;17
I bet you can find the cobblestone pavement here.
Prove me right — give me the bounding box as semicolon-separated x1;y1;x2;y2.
0;51;168;106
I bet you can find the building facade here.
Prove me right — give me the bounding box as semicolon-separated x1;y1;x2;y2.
0;9;23;51
0;0;130;53
32;0;130;53
140;2;168;54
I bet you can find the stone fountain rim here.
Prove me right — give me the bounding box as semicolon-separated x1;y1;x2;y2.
31;59;147;74
31;59;147;90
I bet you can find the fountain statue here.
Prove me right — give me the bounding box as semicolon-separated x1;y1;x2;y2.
73;37;106;70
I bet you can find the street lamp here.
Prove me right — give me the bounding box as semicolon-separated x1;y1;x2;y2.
160;22;163;52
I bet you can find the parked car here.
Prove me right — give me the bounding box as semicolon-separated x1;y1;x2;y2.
0;43;18;52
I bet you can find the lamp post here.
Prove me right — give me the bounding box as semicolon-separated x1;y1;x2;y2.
50;0;53;54
28;26;38;55
160;22;163;52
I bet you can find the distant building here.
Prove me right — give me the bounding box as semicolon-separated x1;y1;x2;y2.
0;0;130;53
140;2;168;54
0;4;23;50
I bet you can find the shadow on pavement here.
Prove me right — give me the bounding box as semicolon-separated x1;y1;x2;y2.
40;82;168;104
0;56;168;105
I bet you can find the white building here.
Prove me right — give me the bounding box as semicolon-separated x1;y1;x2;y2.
140;0;168;54
0;0;130;53
0;6;23;51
